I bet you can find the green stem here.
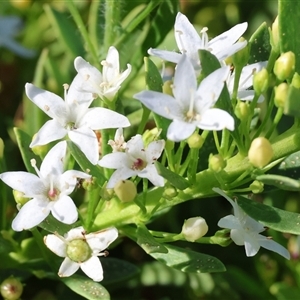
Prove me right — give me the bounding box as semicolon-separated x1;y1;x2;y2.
88;0;102;51
266;107;284;139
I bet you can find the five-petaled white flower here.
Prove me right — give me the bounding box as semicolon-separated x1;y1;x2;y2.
0;141;91;231
0;16;35;57
134;54;234;142
26;77;130;165
148;12;247;70
108;128;127;152
44;226;118;282
74;46;132;101
213;187;290;259
98;134;165;188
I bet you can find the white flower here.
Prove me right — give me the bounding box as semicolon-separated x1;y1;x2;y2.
26;78;130;165
74;46;132;101
134;54;234;142
0;16;35;57
213;187;290;259
108;128;127;152
0;141;91;231
44;226;118;282
227;61;268;102
148;12;247;70
98;134;165;188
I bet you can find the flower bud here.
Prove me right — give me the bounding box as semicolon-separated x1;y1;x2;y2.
235;101;250;119
187;132;204;149
274;51;295;81
274;82;289;108
163;186;178;200
67;239;91;262
13;190;30;206
114;180;137;202
212;229;232;247
270;16;279;53
248;137;273;168
209;154;226;173
181;217;208;242
10;0;31;9
232;37;249;68
250;180;264;194
1;277;23;300
163;80;173;96
292;72;300;89
253;68;269;95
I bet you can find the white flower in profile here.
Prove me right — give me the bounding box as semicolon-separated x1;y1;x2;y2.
0;142;91;231
26;77;130;165
134;54;234;142
148;12;247;70
213;187;290;259
74;46;132;101
0;16;35;57
227;61;268;102
108;128;127;152
98;134;165;188
44;226;118;282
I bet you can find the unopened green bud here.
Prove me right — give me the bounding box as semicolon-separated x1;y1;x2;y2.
209;154;226;173
235;101;250;119
163;186;178;200
274;82;289;108
248;137;273;168
13;190;30;206
0;138;4;160
163;80;173;96
114;180;137;202
253;68;269;94
143;127;161;146
232;37;249;67
274;51;295;81
181;217;208;242
81;177;97;191
250;180;264;194
1;277;23;300
212;229;232;247
292;72;300;89
270;16;279;53
187;132;204;149
67;239;91;262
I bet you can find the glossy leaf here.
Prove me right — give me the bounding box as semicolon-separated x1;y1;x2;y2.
256;174;300;191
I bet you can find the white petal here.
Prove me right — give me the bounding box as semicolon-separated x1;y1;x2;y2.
106;168;137;189
139;164;165;187
44;234;67;257
0;172;44;196
113;63;132;87
60;170;91;195
40;141;67;178
80;256;103;282
68;127;99;165
98;152;128;169
213;187;236;208
51;195;78;224
30;120;67;147
86;227;118;252
134;91;182;120
258;235;290;259
146;140;165;162
243;234;261;257
218;215;242;230
126;135;146;158
65;226;85;241
147;48;182;64
12;198;50;231
230;228;247;246
198;108;234;131
59;257;79;277
78;107;130;129
103;46;120;81
25;83;67;120
167;120;196;142
214;40;248;62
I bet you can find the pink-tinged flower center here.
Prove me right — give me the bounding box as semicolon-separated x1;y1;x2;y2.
132;158;147;170
48;188;60;201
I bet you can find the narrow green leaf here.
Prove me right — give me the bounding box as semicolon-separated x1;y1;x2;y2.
61;274;110;300
136;225;168;254
198;49;221;77
150;244;226;273
68;141;106;186
237;195;300;234
256;174;300;191
273;149;300;179
155;161;189;190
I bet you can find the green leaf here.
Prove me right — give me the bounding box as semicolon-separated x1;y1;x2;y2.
150;244;226;273
279;0;300;73
136;225;168;254
237;195;300;234
155;161;189;190
248;22;271;64
68;141;106;186
44;5;84;58
101;258;139;285
284;85;300;118
256;174;300;191
61;274;110;300
198;49;221;77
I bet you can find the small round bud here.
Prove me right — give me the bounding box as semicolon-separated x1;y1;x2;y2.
66;239;91;263
292;72;300;89
13;190;30;206
181;217;208;242
1;277;23;300
209;154;226;173
270;16;279;53
10;0;31;9
250;180;264;194
163;186;178;200
163;80;173;96
114;180;137;202
274;82;289;108
232;37;249;68
235;101;250;119
253;68;269;95
248;137;273;168
274;51;296;81
212;229;232;247
187;132;204;149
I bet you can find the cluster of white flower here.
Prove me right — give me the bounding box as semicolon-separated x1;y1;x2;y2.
0;12;290;282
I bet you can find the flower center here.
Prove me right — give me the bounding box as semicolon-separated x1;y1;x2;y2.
66;239;92;263
185;90;200;122
47;187;60;201
132;158;147;170
66;121;76;130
